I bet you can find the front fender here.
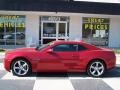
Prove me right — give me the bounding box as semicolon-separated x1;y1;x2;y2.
5;52;39;72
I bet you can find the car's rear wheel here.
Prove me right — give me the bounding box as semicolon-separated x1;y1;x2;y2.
11;59;31;76
87;60;105;77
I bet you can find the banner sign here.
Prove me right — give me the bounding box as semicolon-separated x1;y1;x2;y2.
0;15;25;28
83;17;110;30
41;16;69;22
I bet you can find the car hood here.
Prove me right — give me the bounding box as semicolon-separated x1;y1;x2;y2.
7;47;36;54
15;47;35;51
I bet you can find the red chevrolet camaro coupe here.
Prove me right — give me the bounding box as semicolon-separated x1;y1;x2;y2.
4;41;116;77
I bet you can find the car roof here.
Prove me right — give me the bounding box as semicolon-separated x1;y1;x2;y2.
54;40;84;44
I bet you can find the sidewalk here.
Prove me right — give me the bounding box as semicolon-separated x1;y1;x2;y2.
0;52;5;60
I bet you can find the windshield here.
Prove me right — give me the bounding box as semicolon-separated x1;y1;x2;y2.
36;42;54;50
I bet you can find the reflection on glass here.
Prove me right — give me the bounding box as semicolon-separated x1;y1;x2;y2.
67;23;69;37
43;23;56;37
43;39;56;44
82;28;109;46
16;27;25;45
82;17;109;46
58;23;65;37
0;15;25;46
5;27;15;45
0;27;5;45
58;39;65;41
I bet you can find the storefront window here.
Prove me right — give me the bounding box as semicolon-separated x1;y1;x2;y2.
0;15;25;45
16;27;25;45
0;26;5;45
58;23;66;37
5;27;15;45
43;23;56;37
82;17;110;46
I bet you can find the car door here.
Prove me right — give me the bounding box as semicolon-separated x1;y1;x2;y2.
52;44;80;71
38;43;80;72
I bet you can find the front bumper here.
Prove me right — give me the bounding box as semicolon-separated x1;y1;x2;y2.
4;58;11;72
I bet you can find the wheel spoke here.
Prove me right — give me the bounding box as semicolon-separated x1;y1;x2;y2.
22;68;27;72
90;65;95;69
98;66;103;70
96;69;101;75
14;67;20;70
18;69;22;74
91;70;96;75
96;62;99;67
17;61;21;67
22;63;27;68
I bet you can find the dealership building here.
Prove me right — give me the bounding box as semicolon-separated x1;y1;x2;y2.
0;0;120;48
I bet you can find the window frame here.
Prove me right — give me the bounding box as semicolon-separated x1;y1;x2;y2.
52;43;87;52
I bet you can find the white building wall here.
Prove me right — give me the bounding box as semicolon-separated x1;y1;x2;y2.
69;16;82;41
26;14;39;47
109;18;120;47
0;11;120;48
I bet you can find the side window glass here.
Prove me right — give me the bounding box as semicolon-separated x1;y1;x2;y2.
53;44;78;52
78;45;87;51
53;44;69;51
71;44;78;51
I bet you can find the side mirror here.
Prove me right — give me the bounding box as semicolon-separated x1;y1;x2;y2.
46;49;53;53
35;46;39;50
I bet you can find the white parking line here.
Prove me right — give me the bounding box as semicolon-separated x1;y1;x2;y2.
102;59;120;90
68;76;94;80
103;78;120;90
0;63;5;70
1;72;36;80
33;78;74;90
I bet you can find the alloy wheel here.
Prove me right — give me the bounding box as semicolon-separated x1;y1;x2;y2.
88;61;105;77
12;60;29;76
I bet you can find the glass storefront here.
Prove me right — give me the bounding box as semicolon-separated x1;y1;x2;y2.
0;15;25;46
43;23;56;37
0;15;112;48
82;17;110;46
39;16;69;44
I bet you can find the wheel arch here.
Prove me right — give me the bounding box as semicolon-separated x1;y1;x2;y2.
86;58;107;72
10;57;32;70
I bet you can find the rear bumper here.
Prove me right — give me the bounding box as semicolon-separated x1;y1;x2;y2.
107;58;116;71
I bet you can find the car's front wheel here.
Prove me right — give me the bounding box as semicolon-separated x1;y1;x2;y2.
11;59;31;76
87;60;105;77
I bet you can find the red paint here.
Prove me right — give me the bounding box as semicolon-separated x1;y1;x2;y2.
4;41;116;73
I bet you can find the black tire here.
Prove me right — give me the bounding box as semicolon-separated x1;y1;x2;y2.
87;60;105;77
11;59;32;76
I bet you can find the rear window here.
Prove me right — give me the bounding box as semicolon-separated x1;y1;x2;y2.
78;45;87;51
